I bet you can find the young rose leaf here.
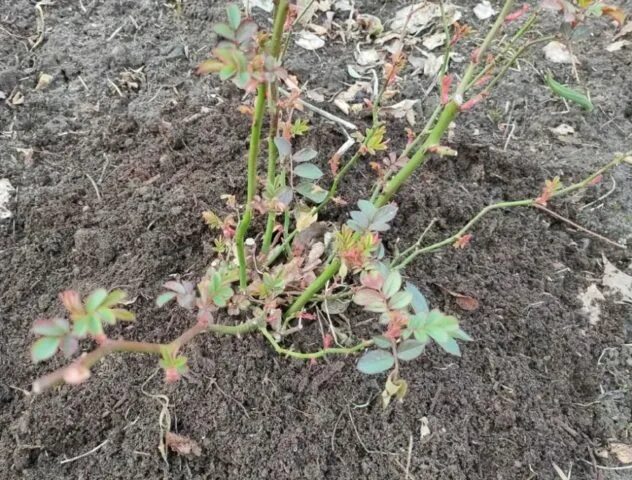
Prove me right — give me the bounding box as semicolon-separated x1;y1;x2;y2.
226;4;241;30
360;270;384;290
353;288;388;312
112;308;136;321
388;290;412;310
102;289;127;307
406;282;429;314
157;291;177;307
274;136;292;159
72;317;89;337
296;182;327;203
32;336;61;363
85;288;108;312
235;20;258;45
396;339;426;361
370;203;398;231
163;281;187;295
357;349;395;374
422;310;468;356
357;199;378;219
348;210;370;231
32;318;69;337
212;286;234;307
87;314;104;335
293;148;318;163
382;271;402;298
96;308;116;325
294;163;324;180
61;335;79;357
195;59;224;75
373;335;392;349
213;23;236;40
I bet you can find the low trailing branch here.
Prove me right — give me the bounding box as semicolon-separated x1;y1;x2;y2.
395;153;630;269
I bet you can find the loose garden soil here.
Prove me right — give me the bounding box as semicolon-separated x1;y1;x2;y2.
1;1;631;479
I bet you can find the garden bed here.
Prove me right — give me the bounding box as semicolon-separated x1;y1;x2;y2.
1;1;631;478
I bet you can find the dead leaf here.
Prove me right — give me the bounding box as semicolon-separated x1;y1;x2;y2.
423;52;443;76
422;32;446;51
437;285;480;311
243;0;273;12
306;89;325;102
614;21;632;39
606;39;630;51
0;178;15;219
473;1;496;20
10;90;24;105
308;23;329;36
35;73;53;90
577;284;605;325
610;443;632;464
543;41;577;64
296;31;325;50
334;0;352;11
391;3;460;35
602;255;632;303
455;295;479;311
165;432;201;457
602;5;626;27
347;64;365;79
355;48;380;66
296;208;317;232
297;0;318;25
549;124;575;136
420;416;431;439
381;99;419;126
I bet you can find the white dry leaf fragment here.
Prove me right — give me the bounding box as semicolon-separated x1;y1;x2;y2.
610;443;632;464
243;0;273;12
308;23;329;36
334;0;352;11
420;416;431;439
577;284;605;325
333;98;350;114
11;90;24;105
296;31;325;50
614;21;632;39
422;32;446;51
602;255;632;303
297;0;318;25
391;2;460;35
306;89;325;102
408;55;425;70
549;123;575;135
347;64;365;79
316;0;332;12
473;1;496;20
0;90;5;100
355;48;380;66
0;179;16;220
606;39;630;51
423;52;443;76
543;41;577;64
35;73;53;90
381;99;419;126
333;80;371;114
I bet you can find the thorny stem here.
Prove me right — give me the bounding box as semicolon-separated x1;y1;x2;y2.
32;319;262;393
395;153;630;269
465;13;539;91
455;0;515;97
375;100;460;206
235;84;267;289
262;0;290;254
259;327;372;359
284;0;518;317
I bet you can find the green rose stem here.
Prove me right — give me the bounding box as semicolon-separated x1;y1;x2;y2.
262;0;290;254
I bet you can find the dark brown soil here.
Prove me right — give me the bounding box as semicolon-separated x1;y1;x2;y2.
1;1;631;479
